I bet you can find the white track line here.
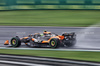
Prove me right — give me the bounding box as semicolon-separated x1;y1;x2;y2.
1;47;100;52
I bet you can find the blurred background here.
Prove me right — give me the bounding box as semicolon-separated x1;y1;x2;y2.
0;0;100;10
0;0;100;27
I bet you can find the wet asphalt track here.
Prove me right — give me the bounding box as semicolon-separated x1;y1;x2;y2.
0;26;100;50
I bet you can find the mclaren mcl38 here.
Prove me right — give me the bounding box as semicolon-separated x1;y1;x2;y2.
4;31;76;48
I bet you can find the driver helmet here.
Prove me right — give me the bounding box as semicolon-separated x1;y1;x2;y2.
43;30;51;36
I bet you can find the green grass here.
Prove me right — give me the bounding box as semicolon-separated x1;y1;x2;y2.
0;10;100;27
0;49;100;62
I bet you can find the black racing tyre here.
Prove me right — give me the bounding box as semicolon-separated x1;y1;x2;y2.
11;37;21;47
49;38;60;48
67;39;76;47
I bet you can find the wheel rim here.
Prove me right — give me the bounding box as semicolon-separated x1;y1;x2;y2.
51;41;55;46
12;40;16;45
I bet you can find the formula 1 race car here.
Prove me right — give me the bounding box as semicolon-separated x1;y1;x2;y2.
4;31;76;48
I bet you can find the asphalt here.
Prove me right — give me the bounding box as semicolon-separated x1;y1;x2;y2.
0;26;100;50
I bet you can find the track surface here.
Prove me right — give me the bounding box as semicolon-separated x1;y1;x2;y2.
0;26;100;49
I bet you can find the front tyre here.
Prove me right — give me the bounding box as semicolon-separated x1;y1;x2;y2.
49;38;60;48
11;37;21;47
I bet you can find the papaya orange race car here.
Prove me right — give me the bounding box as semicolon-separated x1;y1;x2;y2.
4;31;76;48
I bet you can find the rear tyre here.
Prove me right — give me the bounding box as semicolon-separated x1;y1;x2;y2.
66;39;76;47
11;37;21;47
49;38;60;48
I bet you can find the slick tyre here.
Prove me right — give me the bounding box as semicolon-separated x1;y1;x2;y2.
49;38;60;48
11;37;21;47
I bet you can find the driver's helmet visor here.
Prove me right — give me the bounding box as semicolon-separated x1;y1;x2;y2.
43;32;51;36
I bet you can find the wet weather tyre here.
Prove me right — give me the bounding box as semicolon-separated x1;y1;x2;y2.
67;39;76;47
11;37;21;47
49;38;60;48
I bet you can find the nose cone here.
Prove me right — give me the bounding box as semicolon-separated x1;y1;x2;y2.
4;40;9;45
